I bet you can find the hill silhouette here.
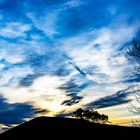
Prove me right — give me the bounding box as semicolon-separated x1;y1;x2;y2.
0;117;139;139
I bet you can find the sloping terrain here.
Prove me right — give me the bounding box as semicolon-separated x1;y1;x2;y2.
0;117;139;139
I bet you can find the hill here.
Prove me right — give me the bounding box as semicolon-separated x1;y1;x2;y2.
0;117;139;139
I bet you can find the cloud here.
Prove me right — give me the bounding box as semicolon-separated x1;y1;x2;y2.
85;88;132;110
0;65;33;87
27;10;58;38
0;76;66;103
61;95;83;106
63;54;87;77
60;22;139;84
0;10;138;118
0;22;31;39
0;0;140;129
62;0;83;8
59;78;92;96
19;74;42;87
0;50;25;64
124;77;140;83
0;75;80;116
24;0;111;38
17;51;71;86
0;95;46;133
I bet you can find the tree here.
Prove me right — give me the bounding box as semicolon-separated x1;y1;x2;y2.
128;86;140;114
73;108;109;124
127;39;140;74
127;39;140;127
73;108;84;118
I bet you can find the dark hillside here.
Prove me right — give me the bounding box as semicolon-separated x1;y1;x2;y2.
0;117;139;139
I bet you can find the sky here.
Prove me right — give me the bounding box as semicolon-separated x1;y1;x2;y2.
0;0;140;132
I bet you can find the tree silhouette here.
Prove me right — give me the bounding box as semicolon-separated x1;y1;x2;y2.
73;108;84;118
127;39;140;127
73;108;109;124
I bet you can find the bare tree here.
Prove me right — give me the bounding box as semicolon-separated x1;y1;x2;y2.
131;118;140;127
128;86;140;114
127;39;140;74
127;39;140;126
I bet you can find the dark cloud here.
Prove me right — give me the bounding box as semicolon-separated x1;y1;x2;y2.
19;52;72;87
59;79;91;95
0;96;45;125
61;95;83;106
59;78;92;106
69;61;86;77
124;76;140;83
26;52;70;75
59;81;79;93
19;74;43;87
63;54;87;77
55;65;71;77
85;88;132;110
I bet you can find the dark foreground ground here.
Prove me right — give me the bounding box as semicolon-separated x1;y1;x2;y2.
0;117;139;139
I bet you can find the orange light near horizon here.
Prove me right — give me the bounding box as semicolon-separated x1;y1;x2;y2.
110;115;140;126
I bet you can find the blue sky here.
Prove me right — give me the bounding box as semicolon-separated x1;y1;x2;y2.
0;0;140;132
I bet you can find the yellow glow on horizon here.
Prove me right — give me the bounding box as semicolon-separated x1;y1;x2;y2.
36;100;65;116
110;115;140;126
0;124;10;133
33;94;85;117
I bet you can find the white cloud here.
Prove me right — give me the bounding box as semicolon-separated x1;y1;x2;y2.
6;55;25;64
41;21;140;119
0;75;80;116
62;0;83;8
0;22;31;38
27;11;58;37
0;50;25;64
0;66;33;87
0;76;64;103
57;22;139;85
26;0;83;38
